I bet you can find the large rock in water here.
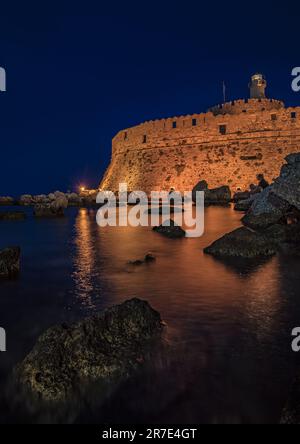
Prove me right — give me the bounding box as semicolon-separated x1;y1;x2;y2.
153;219;186;238
204;227;278;258
0;247;21;278
242;187;290;229
272;153;300;210
16;298;164;402
205;185;231;204
242;154;300;229
192;180;208;202
192;181;231;204
234;194;258;212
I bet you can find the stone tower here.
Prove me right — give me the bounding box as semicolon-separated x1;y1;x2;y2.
249;73;267;99
100;74;299;194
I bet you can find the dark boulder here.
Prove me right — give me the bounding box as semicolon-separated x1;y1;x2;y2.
272;153;300;210
144;252;156;262
242;154;300;229
205;186;231;204
153;219;186;238
16;298;164;402
192;181;231;204
204;227;278;258
192;180;208;202
234;195;258;212
128;252;156;266
233;191;251;202
242;187;290;230
0;247;21;278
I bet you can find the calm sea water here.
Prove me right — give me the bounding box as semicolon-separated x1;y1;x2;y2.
0;205;300;424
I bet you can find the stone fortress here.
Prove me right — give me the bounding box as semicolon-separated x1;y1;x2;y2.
100;74;300;193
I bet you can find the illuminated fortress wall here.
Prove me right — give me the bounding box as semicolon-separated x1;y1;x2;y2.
100;98;300;193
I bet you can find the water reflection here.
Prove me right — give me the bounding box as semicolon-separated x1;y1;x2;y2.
72;208;96;307
54;205;300;422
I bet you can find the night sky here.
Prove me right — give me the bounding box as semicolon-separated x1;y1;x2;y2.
0;1;300;195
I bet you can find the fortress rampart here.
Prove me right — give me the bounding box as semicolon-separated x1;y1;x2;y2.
100;80;300;193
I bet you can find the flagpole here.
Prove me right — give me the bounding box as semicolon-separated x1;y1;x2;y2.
222;81;226;103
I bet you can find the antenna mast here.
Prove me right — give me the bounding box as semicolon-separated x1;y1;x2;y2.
222;81;226;103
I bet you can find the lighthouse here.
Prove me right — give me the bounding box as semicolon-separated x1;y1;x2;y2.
249;73;267;99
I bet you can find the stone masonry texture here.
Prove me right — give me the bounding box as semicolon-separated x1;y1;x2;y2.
100;98;300;194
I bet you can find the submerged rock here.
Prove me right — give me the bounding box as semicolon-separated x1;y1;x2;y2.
153;219;186;238
204;227;278;258
16;298;164;402
144;252;156;262
0;211;26;221
128;252;156;266
0;247;21;278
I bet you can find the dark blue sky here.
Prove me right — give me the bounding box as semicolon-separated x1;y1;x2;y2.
0;1;300;195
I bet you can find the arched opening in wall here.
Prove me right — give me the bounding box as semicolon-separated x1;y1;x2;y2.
291;112;297;119
172;121;177;129
142;135;147;143
124;132;128;140
231;101;235;106
271;114;277;121
192;118;197;126
219;125;227;135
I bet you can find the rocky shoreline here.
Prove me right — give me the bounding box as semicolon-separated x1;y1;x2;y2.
204;154;300;259
0;190;99;209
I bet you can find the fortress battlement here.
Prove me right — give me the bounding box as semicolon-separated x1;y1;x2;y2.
100;75;300;193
